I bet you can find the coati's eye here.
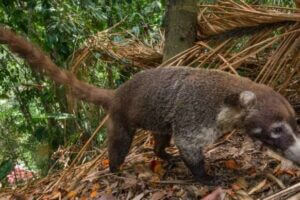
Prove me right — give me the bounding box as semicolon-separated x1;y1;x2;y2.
274;127;283;133
270;126;283;138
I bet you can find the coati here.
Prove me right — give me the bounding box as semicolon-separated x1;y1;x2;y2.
0;26;299;185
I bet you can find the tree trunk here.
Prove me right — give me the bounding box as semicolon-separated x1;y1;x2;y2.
294;0;300;9
163;0;198;62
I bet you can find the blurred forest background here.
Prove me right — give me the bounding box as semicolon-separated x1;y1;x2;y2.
0;0;297;186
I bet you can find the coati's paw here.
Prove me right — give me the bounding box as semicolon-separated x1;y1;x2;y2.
168;155;181;162
195;174;223;186
109;165;120;173
165;156;181;169
155;150;174;161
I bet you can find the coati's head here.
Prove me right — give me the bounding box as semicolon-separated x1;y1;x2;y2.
217;87;300;165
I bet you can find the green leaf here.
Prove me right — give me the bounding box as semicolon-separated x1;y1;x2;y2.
0;160;13;181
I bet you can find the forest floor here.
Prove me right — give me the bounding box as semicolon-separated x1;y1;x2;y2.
1;129;300;200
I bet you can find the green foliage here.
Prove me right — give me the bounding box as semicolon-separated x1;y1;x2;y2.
0;0;164;179
245;0;295;7
0;160;13;181
201;0;295;7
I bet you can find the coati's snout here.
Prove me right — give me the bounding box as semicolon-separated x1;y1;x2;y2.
247;120;300;165
218;90;300;166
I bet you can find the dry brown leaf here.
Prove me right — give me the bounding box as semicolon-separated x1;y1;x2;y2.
132;192;145;200
92;183;101;191
90;190;98;198
233;177;248;190
235;190;254;200
80;196;88;200
274;165;298;176
138;170;153;180
150;191;166;200
47;191;61;199
123;178;138;189
150;174;161;183
101;159;110;168
150;160;166;177
67;190;77;198
248;179;267;195
231;183;241;191
201;187;225;200
99;194;115;200
225;159;239;170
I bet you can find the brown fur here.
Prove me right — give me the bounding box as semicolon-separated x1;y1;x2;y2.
1;26;298;185
0;27;114;109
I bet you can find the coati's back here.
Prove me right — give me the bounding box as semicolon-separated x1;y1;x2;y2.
113;67;259;132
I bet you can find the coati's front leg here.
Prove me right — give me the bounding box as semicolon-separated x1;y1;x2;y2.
173;133;220;185
107;117;134;173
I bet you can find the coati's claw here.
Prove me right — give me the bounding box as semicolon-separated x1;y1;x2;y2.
155;151;173;160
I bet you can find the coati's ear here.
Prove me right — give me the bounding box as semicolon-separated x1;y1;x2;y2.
224;91;256;109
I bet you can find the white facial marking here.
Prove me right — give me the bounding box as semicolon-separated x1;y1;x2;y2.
216;107;230;122
284;139;300;165
216;107;241;132
271;132;281;139
270;122;295;139
239;91;256;108
252;128;262;135
273;121;300;165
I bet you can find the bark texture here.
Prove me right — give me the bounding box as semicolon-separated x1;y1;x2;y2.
163;0;198;62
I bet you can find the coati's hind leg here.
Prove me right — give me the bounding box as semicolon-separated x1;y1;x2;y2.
153;133;172;160
107;117;134;173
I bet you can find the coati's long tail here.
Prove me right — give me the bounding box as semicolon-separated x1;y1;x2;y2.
0;26;114;110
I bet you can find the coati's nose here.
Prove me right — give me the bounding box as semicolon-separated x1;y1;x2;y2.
284;138;300;165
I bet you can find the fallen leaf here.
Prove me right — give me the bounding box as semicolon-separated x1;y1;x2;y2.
48;191;61;199
132;193;145;200
80;196;88;200
201;187;225;200
138;170;153;180
231;184;241;191
150;191;165;200
150;160;166;177
67;191;77;198
101;159;110;168
225;160;239;170
92;183;100;190
274;165;297;176
150;160;161;172
248;179;267;195
247;167;256;176
99;194;115;200
110;182;118;189
150;174;161;183
232;177;248;191
123;178;138;189
90;190;98;198
235;190;254;200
